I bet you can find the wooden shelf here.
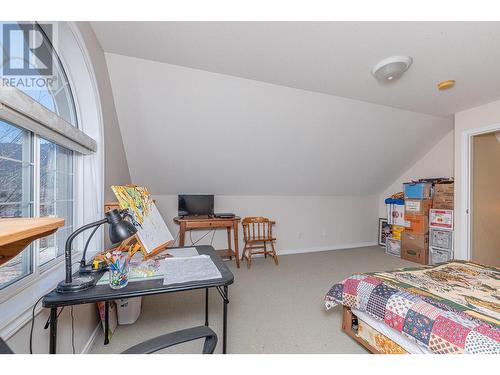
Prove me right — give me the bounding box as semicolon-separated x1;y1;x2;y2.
0;217;65;266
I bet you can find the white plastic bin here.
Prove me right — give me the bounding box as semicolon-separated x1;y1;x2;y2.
116;297;142;325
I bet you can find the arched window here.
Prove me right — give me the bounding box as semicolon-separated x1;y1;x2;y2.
0;22;78;126
0;22;94;289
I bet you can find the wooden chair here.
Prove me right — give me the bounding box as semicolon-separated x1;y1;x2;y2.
241;217;278;269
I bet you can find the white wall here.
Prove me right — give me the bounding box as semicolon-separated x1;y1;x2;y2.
76;23;132;201
454;98;500;260
105;53;452;196
104;52;453;256
155;194;379;254
378;130;455;216
6;304;99;354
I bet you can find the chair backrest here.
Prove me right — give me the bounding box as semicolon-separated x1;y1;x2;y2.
242;217;274;241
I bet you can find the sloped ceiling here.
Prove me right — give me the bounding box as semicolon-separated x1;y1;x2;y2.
104;53;452;196
92;21;500;116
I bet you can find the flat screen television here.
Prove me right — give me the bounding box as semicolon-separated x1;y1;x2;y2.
178;194;214;216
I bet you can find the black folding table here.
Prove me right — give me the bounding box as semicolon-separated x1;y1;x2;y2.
42;245;234;354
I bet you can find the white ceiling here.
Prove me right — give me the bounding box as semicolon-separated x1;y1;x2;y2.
105;53;452;196
91;21;500;116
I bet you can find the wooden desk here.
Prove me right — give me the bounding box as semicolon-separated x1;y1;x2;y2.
174;216;241;268
0;217;64;266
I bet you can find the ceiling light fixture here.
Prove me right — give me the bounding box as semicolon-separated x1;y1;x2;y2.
372;56;413;82
437;80;455;90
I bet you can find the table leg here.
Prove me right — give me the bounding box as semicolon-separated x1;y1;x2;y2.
227;227;232;260
179;223;186;246
223;285;228;354
49;307;58;354
205;288;209;326
233;221;240;268
104;301;110;345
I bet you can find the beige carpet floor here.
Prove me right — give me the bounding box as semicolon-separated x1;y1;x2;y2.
90;246;414;354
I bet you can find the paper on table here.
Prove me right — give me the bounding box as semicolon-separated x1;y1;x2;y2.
162;255;222;285
167;247;199;258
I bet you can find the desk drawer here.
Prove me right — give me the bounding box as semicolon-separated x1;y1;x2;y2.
185;221;233;229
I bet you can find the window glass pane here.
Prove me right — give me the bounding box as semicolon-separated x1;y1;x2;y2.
0;121;28;161
39;138;73;265
0;159;32;204
0;251;33;290
0;120;33;289
0;22;78;127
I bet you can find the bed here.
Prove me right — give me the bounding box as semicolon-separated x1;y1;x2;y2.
324;261;500;354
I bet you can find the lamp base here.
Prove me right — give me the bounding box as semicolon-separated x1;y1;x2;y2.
56;275;95;293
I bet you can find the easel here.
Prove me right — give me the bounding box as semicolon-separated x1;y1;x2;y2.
104;198;173;260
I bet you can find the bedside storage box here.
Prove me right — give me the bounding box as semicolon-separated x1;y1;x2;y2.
386;237;401;257
405;199;433;216
401;232;429;264
430;229;453;251
429;209;454;230
404;213;429;234
429;247;453;265
433;183;454;210
403;182;432;199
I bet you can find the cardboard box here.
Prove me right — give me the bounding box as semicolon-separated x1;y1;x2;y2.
433;183;454;210
403;182;432;199
429;209;454;230
429;247;453;265
405;199;433;216
401;232;429;264
404;213;429;234
430;229;453;251
386;237;401;257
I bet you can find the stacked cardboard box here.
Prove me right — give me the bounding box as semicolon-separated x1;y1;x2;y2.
384;198;405;257
429;183;454;264
433;182;454;210
401;182;432;264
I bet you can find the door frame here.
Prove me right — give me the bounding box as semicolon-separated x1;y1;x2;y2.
460;123;500;261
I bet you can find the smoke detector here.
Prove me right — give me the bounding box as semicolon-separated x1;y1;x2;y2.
372;56;413;82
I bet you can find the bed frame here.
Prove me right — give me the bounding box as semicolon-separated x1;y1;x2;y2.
342;306;409;354
342;306;380;354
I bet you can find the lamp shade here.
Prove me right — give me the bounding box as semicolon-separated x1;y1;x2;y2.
106;209;138;244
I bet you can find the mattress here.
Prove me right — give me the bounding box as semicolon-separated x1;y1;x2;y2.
325;261;500;354
352;308;431;354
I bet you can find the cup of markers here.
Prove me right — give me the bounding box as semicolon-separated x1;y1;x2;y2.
106;251;130;289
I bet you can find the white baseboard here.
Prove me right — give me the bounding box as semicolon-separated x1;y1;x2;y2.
278;241;378;256
81;322;101;354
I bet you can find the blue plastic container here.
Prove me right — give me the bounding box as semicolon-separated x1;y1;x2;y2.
403;182;432;199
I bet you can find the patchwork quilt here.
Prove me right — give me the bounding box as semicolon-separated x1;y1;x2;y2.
324;261;500;354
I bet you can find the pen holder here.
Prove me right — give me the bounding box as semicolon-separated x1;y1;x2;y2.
108;252;129;289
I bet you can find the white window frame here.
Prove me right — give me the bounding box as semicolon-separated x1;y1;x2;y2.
0;129;78;302
0;21;104;340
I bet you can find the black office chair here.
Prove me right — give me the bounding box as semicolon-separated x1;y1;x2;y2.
0;326;218;354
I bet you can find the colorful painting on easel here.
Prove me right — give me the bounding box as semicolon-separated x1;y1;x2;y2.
111;185;173;255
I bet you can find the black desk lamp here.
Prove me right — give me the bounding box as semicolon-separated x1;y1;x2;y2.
56;209;137;293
